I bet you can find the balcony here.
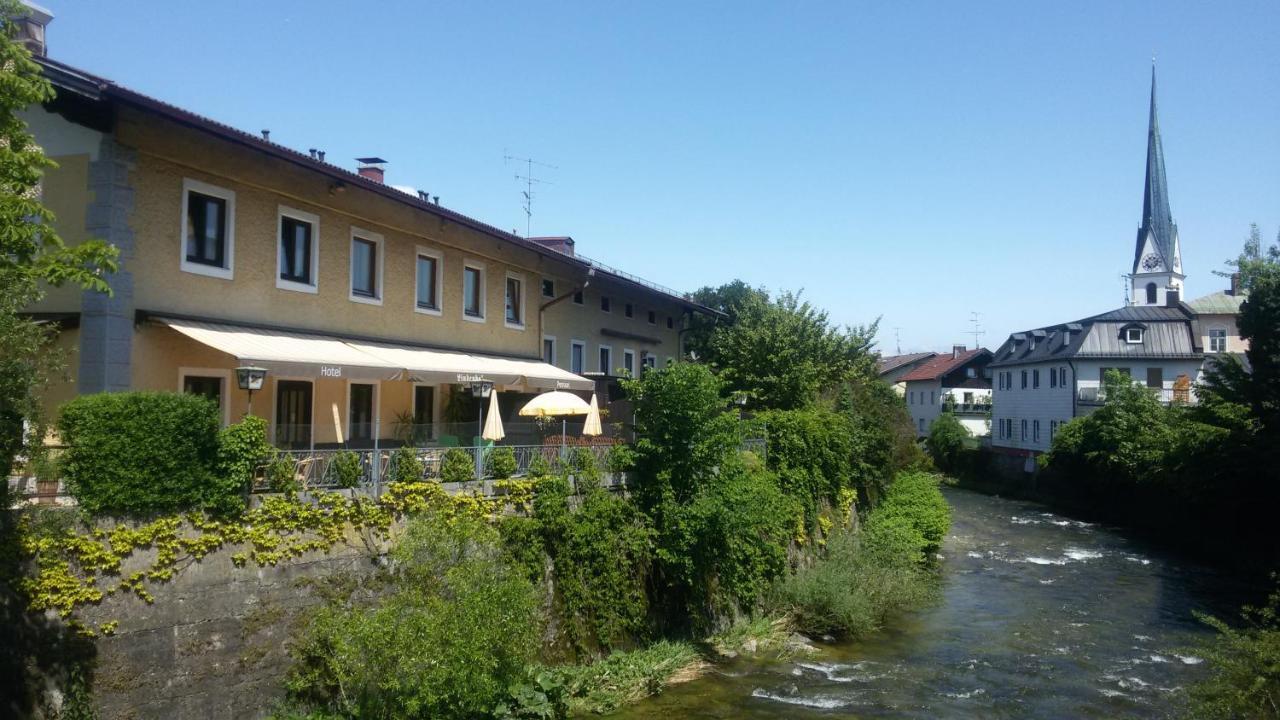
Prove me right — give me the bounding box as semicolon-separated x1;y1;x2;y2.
1077;386;1190;406
948;402;991;415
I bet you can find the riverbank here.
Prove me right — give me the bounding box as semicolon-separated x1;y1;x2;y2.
604;487;1256;719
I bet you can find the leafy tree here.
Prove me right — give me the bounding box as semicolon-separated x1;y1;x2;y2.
925;412;968;473
1233;227;1280;439
1186;581;1280;720
702;286;878;410
0;2;118;476
682;280;768;361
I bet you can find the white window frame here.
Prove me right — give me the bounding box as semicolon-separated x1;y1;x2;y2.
570;339;586;375
348;226;384;306
623;348;636;377
463;259;486;322
1124;327;1144;344
414;246;443;316
1209;327;1227;353
543;335;557;366
598;344;612;374
180;178;236;280
177;367;231;426
504;271;526;330
276;205;320;294
345;380;380;442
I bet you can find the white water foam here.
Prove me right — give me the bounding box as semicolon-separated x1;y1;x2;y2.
1124;556;1152;565
1064;547;1104;561
943;688;986;699
1175;654;1204;665
751;689;849;709
966;551;984;559
1025;556;1069;565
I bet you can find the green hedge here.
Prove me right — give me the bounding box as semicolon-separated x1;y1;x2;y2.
58;392;242;516
873;471;951;555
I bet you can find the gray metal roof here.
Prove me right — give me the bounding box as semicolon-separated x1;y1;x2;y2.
989;302;1200;367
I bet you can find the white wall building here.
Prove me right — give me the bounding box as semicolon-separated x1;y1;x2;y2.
902;346;993;438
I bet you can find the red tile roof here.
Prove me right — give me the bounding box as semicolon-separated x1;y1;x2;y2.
898;348;990;382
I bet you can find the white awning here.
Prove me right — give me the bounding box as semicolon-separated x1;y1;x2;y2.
157;317;595;391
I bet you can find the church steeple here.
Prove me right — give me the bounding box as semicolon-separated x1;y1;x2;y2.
1131;64;1184;306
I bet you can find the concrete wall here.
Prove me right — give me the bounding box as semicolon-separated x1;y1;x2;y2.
1192;312;1247;355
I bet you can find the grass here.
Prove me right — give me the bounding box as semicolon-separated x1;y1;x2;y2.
555;640;706;715
706;615;807;660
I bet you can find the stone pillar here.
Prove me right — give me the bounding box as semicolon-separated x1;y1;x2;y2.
79;138;136;394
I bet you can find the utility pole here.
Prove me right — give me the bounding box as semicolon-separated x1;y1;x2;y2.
503;151;557;237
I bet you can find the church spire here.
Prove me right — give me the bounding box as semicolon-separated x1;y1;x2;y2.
1134;63;1177;274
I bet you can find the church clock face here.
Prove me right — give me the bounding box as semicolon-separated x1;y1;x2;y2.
1141;253;1162;271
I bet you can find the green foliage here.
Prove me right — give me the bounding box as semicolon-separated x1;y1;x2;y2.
0;4;118;478
285;512;540;720
1185;582;1280;720
440;447;476;483
497;515;546;585
696;285;878;410
554;640;701;715
873;471;951;555
388;446;423;484
527;452;554;478
567;447;600;486
266;455;300;495
328;451;361;489
605;443;636;473
207;415;270;515
834;377;928;500
57;392;225;516
770;472;945;638
493;668;569;720
488;446;518;480
753;407;855;531
925;412;969;473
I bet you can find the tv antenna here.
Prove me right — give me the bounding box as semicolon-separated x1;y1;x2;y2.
968;312;985;349
1121;273;1131;305
892;327;902;355
503;151;557;237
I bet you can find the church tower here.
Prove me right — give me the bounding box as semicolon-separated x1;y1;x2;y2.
1130;66;1184;306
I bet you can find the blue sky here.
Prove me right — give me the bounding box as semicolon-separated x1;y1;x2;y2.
50;1;1279;353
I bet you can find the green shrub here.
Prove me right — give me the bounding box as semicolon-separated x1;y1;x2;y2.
527;452;554;478
488;446;517;479
874;471;951;555
328;451;362;489
493;668;569;720
388;446;423;484
925;412;968;473
266;454;300;495
58;391;222;516
604;444;636;473
554;640;700;715
210;415;270;515
440;448;476;483
1185;584;1280;720
285;513;540;720
753;407;856;532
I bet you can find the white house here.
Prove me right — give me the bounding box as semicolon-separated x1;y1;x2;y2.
902;346;993;438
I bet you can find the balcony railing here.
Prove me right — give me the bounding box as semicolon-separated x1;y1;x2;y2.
947;403;991;415
1077;386;1189;405
271;421;632;450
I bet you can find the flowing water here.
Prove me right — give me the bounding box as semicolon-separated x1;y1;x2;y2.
608;487;1253;719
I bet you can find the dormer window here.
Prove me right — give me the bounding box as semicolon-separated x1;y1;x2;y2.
1125;327;1143;344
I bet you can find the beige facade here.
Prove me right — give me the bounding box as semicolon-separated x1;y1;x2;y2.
26;60;710;448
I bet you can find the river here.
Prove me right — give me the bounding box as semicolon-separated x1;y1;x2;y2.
608;487;1252;719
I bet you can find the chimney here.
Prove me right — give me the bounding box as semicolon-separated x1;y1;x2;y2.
317;150;325;162
261;129;270;141
1165;288;1180;307
952;344;966;358
1230;272;1242;296
528;236;575;256
13;2;52;57
417;190;430;202
356;157;387;184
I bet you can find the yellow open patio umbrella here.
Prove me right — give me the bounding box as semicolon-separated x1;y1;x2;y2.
519;390;592;452
582;393;603;437
481;389;505;442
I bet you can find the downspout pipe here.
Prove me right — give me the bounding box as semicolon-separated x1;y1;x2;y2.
537;267;595;362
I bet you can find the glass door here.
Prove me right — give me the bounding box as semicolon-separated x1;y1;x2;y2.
275;380;313;449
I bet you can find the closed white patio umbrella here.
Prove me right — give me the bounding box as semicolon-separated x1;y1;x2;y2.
582;393;603;437
481;389;505;442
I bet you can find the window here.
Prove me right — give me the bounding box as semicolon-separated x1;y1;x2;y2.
1209;328;1227;353
963;391;974;404
1050;368;1057;388
1033;369;1040;389
573;290;584;305
909;391;915;405
277;207;318;292
348;383;376;443
505;274;525;328
415;248;442;313
642;355;656;373
1125;327;1144;344
601;296;611;313
1021;370;1027;389
919;418;925;433
463;263;485;320
542;279;555;298
1021;419;1027;441
1033;420;1040;442
181;178;234;279
966;367;976;378
180;370;228;425
599;345;612;374
667;316;674;330
275;380;313;450
623;349;636;377
1145;282;1158;304
570;341;585;374
624;303;634;318
931;391;936;405
1050;420;1057;441
1060;367;1068;387
349;230;382;304
1146;367;1163;389
543;336;556;365
647;310;656;325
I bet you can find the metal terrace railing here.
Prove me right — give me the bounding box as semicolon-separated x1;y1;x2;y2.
1077;386;1188;405
949;403;992;415
574;252;691;304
